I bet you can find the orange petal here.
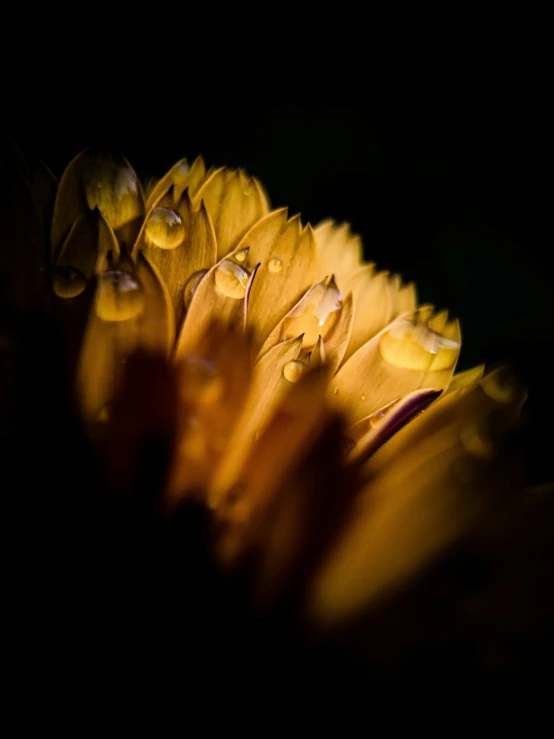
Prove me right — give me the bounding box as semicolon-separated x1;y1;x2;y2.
145;155;207;211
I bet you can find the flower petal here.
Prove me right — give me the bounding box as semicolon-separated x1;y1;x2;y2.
314;220;362;283
330;314;461;424
210;335;306;504
51;149;145;258
235;209;319;351
145;155;207;211
193;167;269;259
341;267;393;362
174;250;255;359
137;187;217;330
310;373;526;624
75;252;174;421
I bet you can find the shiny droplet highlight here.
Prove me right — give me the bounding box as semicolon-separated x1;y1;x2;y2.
214;260;249;300
283;360;307;383
95;270;145;322
52;266;87;298
234;248;249;263
268;257;282;273
145;206;186;249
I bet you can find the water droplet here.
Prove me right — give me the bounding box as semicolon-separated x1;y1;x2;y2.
83;158;141;230
268;257;282;273
282;277;343;349
283;360;307;383
380;319;460;371
95;270;145;322
52;266;87;298
360;394;367;401
234;248;249;263
333;387;339;395
214;260;249;299
184;269;208;309
145;206;186;249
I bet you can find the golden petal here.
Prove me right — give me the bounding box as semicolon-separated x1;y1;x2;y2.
314;219;362;283
330;315;460;424
193;167;270;258
174;250;255;359
235;209;319;351
137;188;217;330
51;149;144;258
341;267;393;362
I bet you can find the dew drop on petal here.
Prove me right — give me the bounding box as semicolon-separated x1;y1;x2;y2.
268;257;282;273
283;360;306;383
380;319;460;371
95;270;145;322
184;269;208;309
360;394;367;401
333;387;339;395
283;277;343;349
214;260;250;300
235;248;249;263
53;266;87;298
145;206;186;249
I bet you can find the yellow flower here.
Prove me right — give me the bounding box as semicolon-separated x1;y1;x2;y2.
3;143;534;625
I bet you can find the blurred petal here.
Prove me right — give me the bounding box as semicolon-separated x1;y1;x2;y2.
236;209;319;351
210;335;306;504
193;167;269;258
447;364;485;394
166;323;254;504
314;220;362;283
76;252;173;421
53;209;120;298
391;280;418;318
309;372;527;625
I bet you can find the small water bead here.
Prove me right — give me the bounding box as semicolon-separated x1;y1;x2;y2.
145;206;186;249
360;394;367;401
268;257;282;273
234;248;249;263
83;159;141;230
283;360;307;383
184;269;208;309
53;266;87;298
214;260;250;300
95;270;145;322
